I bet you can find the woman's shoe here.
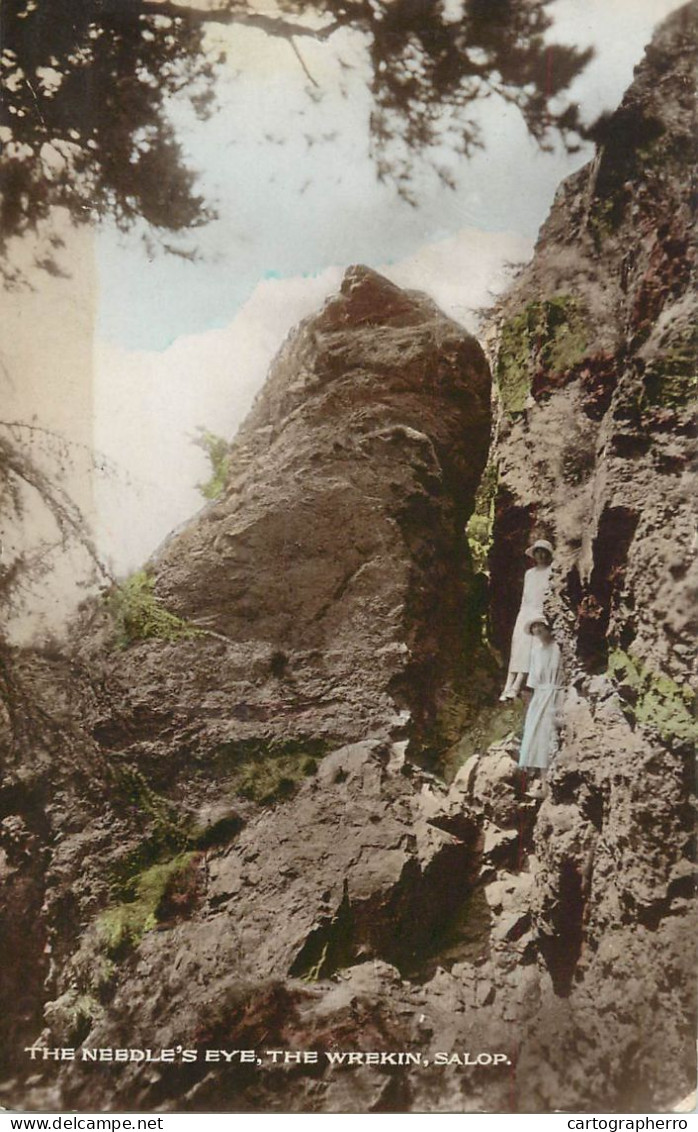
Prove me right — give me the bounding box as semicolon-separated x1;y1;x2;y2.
526;779;544;799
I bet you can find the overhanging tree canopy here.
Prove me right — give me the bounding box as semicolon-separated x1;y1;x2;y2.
0;0;593;250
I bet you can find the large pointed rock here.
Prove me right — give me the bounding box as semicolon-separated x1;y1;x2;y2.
98;266;491;761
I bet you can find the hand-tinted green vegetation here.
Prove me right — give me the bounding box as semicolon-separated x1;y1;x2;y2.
608;649;697;743
45;851;199;1040
98;852;199;956
642;329;697;409
194;429;231;500
106;570;200;647
109;766;193;885
496;296;589;414
214;736;327;806
466;459;498;576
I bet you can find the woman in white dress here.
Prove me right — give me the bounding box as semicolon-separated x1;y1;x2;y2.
518;616;564;774
499;538;553;701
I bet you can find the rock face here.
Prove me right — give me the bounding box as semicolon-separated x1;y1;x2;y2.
0;266;497;1111
154;263;492;754
0;6;695;1117
81;266;491;769
484;1;697;1110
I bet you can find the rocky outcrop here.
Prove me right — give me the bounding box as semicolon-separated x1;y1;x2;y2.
76;265;491;771
484;0;697;1110
150;263;491;758
0;6;695;1117
490;3;696;678
0;266;497;1110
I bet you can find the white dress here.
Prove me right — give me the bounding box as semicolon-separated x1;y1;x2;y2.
518;641;564;770
508;564;552;675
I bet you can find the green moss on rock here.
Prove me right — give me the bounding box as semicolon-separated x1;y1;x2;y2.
643;329;697;408
215;736;326;806
109;738;320;899
497;296;589;415
109;766;192;887
587;195;619;246
97;852;197;956
607;649;696;743
106;570;200;648
46;852;199;1041
466;460;498;576
235;752;319;805
496;309;536;415
544;296;589;374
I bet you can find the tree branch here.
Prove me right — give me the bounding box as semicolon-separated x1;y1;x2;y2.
113;0;347;42
289;37;320;87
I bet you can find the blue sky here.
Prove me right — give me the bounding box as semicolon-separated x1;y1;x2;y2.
94;0;687;353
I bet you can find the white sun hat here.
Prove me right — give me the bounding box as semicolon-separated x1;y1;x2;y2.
526;538;554;558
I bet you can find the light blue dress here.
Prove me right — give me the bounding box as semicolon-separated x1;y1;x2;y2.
518;640;564;770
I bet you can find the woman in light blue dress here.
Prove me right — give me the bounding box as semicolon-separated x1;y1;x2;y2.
518;616;564;773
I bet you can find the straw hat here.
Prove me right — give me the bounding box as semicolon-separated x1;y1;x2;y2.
526;538;554;559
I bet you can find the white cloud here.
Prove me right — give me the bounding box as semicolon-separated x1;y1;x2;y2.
94;267;343;573
552;0;684;120
383;227;533;332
